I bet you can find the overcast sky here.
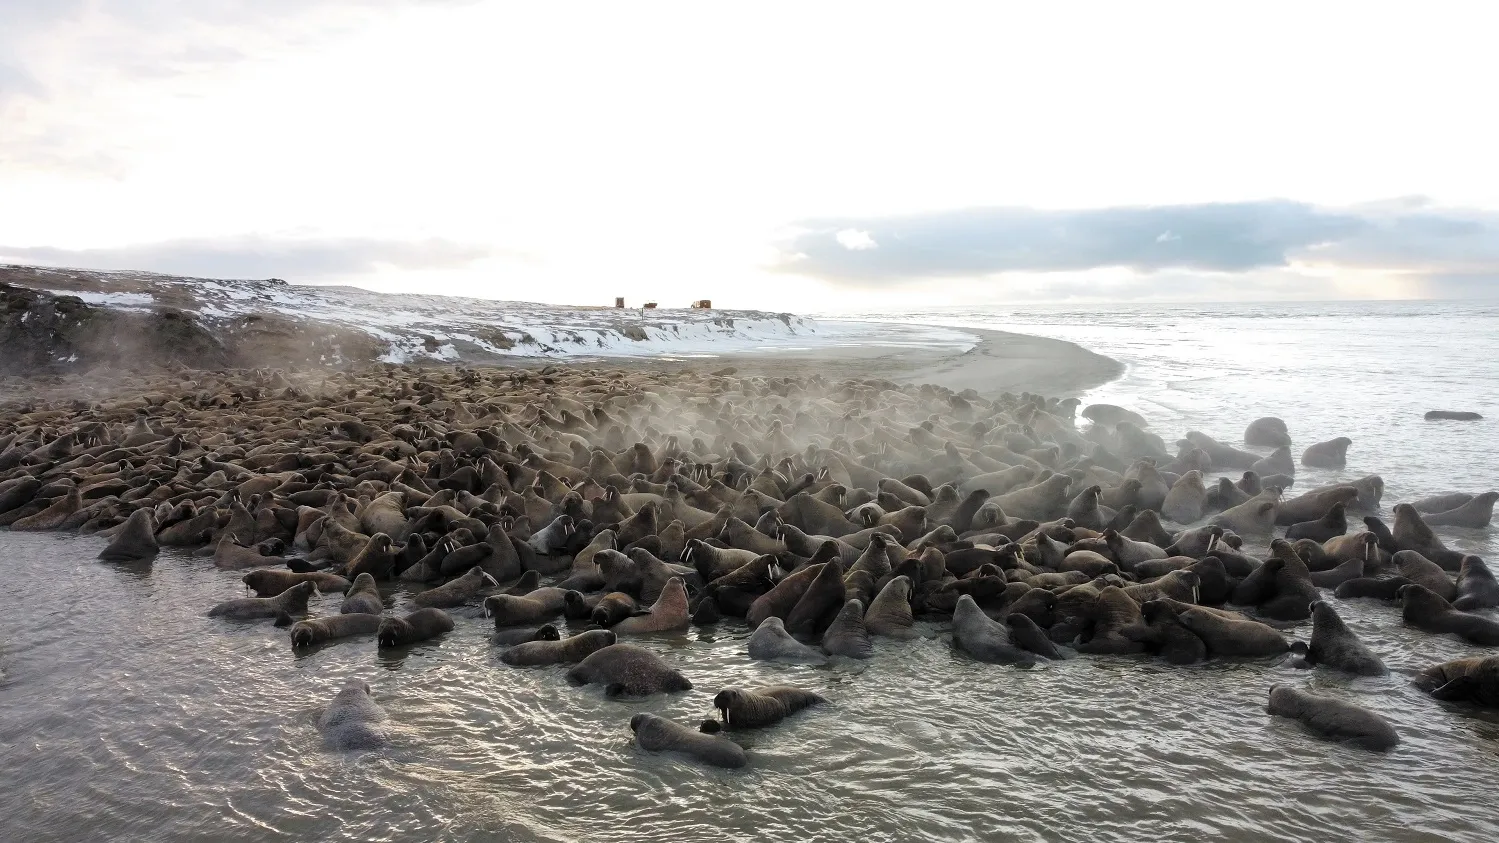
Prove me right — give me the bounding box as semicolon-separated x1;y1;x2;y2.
2;1;1496;310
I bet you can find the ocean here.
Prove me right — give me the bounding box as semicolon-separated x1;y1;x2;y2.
834;300;1499;560
1;300;1497;843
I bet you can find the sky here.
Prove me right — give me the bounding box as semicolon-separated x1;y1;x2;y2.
2;1;1497;311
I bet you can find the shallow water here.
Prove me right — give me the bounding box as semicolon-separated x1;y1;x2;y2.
2;525;1498;843
834;301;1499;547
6;300;1499;842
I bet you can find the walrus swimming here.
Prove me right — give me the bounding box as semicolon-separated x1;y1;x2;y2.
821;598;873;658
709;686;825;729
1399;584;1499;645
1293;601;1387;676
318;679;390;750
610;577;689;634
1418;655;1499;706
377;607;454;647
1454;556;1499;611
747;617;828;664
243;568;351;597
290;613;382;647
1265;685;1398;751
501;629;617;666
97;508;158;562
1391;504;1464;569
212;533;285;570
1422;492;1499;529
339;573;384;615
567;643;692;696
1005;614;1063;660
493;624;561;646
951;595;1036;665
1174;606;1289;657
209;580;315;620
1300;437;1352;469
630;713;746;768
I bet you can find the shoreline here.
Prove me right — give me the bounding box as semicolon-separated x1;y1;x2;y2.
576;323;1125;399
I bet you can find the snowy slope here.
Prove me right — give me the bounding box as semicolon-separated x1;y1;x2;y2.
1;264;975;366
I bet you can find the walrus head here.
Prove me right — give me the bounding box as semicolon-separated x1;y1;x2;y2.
291;624;316;647
712;689;743;725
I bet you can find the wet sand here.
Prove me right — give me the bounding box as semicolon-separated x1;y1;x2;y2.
0;324;1122;405
591;326;1124;398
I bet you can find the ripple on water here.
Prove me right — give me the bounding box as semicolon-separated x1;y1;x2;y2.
2;518;1499;843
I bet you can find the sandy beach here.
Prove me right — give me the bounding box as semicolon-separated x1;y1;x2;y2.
491;324;1122;399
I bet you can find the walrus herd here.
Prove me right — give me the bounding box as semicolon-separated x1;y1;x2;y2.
1;364;1497;764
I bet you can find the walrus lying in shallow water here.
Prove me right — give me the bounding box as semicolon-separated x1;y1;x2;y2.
4;361;1495;773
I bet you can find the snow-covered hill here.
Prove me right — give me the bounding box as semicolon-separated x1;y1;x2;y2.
0;263;974;373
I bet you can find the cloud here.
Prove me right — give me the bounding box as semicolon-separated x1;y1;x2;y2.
0;1;476;175
835;229;878;251
774;200;1499;288
0;235;496;281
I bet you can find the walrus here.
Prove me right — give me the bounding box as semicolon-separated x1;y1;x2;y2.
1076;585;1146;655
821;598;873;658
863;574;918;639
1393;550;1458;601
1132;600;1207;664
747;617;828;664
340;573;384;614
209;580;315;620
1333;576;1412;601
746;562;824;630
1161;471;1208;524
414;566;497;609
630;713;746;768
318;679;390;750
377;607;454;647
1245;417;1292;449
1249;446;1295;480
784;559;847;636
1211;496;1278;537
1418;655;1499;706
493;624;561;646
343;532;396;580
1183;431;1260;470
611;577;690;634
501;629;617;666
1293;601;1386;676
243;568;351;597
1266;685;1398;751
1174;605;1289;657
1454;556;1499;611
992;474;1072;521
290;613;382;647
1423;492;1499;529
1005;614;1063;660
587;590;641;626
97;508;159;562
1285;502;1347;543
710;686;825;729
1391;504;1464;569
567;643;693;696
1082;404;1149;429
10;485;82;531
213;533;285;570
1300;437;1351;469
951;595;1036;665
1399;583;1499;645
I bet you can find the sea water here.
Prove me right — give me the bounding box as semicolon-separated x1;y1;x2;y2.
2;300;1497;843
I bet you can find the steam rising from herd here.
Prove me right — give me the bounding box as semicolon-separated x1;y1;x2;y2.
1;363;1496;766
